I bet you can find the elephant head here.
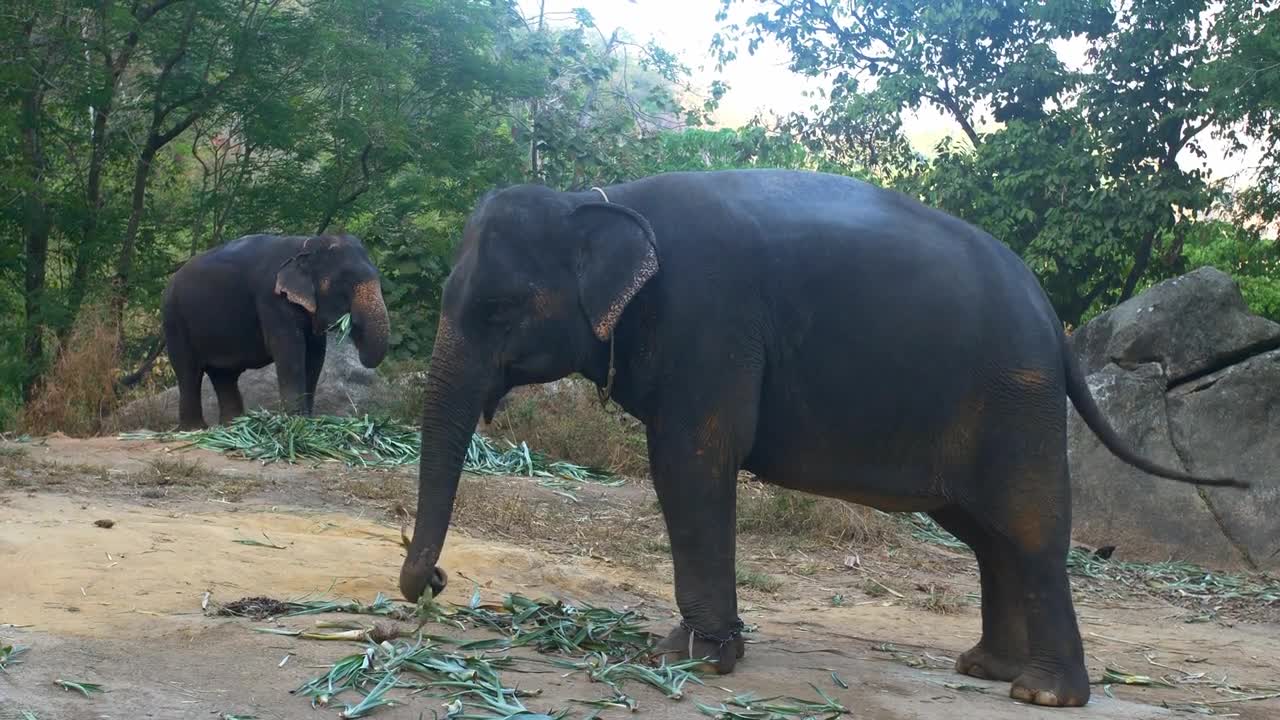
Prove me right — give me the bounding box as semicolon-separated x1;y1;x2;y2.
274;234;390;368
398;186;658;602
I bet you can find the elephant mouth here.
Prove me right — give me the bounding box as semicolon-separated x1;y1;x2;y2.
482;376;509;425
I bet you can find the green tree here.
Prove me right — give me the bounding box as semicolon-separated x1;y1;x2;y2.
1201;0;1280;229
717;0;1275;326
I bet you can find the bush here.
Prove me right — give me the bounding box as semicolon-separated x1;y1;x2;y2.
484;377;648;478
736;479;901;547
21;309;121;437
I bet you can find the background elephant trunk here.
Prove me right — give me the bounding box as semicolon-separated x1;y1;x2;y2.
399;319;483;602
350;279;389;368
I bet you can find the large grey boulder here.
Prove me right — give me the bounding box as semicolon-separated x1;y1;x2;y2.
1071;266;1280;383
113;337;394;430
1068;267;1280;570
1067;363;1240;567
1168;350;1280;566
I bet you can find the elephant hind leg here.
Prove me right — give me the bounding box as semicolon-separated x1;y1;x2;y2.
930;506;1028;682
207;368;245;425
168;347;206;431
964;451;1089;707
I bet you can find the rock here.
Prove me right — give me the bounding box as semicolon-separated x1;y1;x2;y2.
1070;266;1280;384
113;337;393;430
1168;349;1280;567
1067;363;1241;567
1068;267;1280;571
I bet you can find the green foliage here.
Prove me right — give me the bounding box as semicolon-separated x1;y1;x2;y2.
718;0;1279;328
1200;0;1280;229
1143;221;1280;323
4;0;1279;421
0;0;717;407
906;114;1168;325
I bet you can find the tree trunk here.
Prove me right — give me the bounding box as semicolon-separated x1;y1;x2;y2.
210;142;253;247
21;91;51;400
1118;228;1157;303
68;98;114;325
112;142;158;347
18;16;55;400
68;0;159;326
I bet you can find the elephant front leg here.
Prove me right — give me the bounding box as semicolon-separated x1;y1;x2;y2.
266;322;309;416
647;418;746;674
303;332;327;416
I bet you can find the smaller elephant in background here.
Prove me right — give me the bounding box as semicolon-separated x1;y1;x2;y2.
159;233;390;429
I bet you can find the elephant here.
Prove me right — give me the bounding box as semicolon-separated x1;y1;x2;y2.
158;232;390;430
396;169;1246;708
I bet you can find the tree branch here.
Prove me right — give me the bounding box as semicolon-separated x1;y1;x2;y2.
315;143;374;234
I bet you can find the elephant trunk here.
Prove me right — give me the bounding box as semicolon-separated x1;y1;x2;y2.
399;318;483;603
350;278;389;368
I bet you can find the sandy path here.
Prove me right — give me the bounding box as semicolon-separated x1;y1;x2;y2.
0;493;1225;720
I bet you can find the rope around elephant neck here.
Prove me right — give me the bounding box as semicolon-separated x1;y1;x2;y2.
589;186;617;409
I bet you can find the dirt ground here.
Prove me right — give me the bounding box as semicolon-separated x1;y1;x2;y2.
2;435;1279;720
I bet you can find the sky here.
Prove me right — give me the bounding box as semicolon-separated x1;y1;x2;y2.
516;0;1258;184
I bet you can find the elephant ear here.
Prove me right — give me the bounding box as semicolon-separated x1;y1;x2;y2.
572;201;659;341
274;254;317;316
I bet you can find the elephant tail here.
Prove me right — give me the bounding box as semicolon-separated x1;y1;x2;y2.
117;336;166;388
1062;342;1249;489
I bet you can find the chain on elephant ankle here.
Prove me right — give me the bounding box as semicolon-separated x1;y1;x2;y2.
680;616;746;655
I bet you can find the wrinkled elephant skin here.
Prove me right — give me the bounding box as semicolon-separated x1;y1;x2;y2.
398;169;1246;707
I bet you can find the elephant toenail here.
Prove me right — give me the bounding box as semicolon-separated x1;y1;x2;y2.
1035;690;1060;706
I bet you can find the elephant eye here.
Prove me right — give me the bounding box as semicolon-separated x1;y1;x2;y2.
481;297;521;325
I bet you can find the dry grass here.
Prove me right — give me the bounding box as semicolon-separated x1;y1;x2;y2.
21;308;121;437
140;456;207;486
453;478;542;535
736;564;783;593
342;471;416;506
736;479;901;548
450;476;666;568
119;457;260;501
914;582;966;615
484;378;648;478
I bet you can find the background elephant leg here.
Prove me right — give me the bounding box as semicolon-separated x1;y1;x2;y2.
169;349;205;430
930;506;1028;681
207;368;245;425
176;368;205;430
303;333;326;416
647;412;750;674
163;319;205;430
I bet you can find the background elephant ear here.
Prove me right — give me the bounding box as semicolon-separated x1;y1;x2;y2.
274;256;317;315
572;201;659;341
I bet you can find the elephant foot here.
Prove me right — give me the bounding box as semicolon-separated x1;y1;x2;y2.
1009;664;1090;707
650;620;746;675
955;643;1025;682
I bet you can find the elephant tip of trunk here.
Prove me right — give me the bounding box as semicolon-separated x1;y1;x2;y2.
399;557;448;603
357;341;388;369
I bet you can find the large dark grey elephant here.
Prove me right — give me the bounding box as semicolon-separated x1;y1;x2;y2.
157;233;390;429
397;170;1244;707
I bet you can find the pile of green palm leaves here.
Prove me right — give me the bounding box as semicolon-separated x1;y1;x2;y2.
277;592;707;718
449;593;657;656
293;638;538;719
120;410;619;488
245;590;846;719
